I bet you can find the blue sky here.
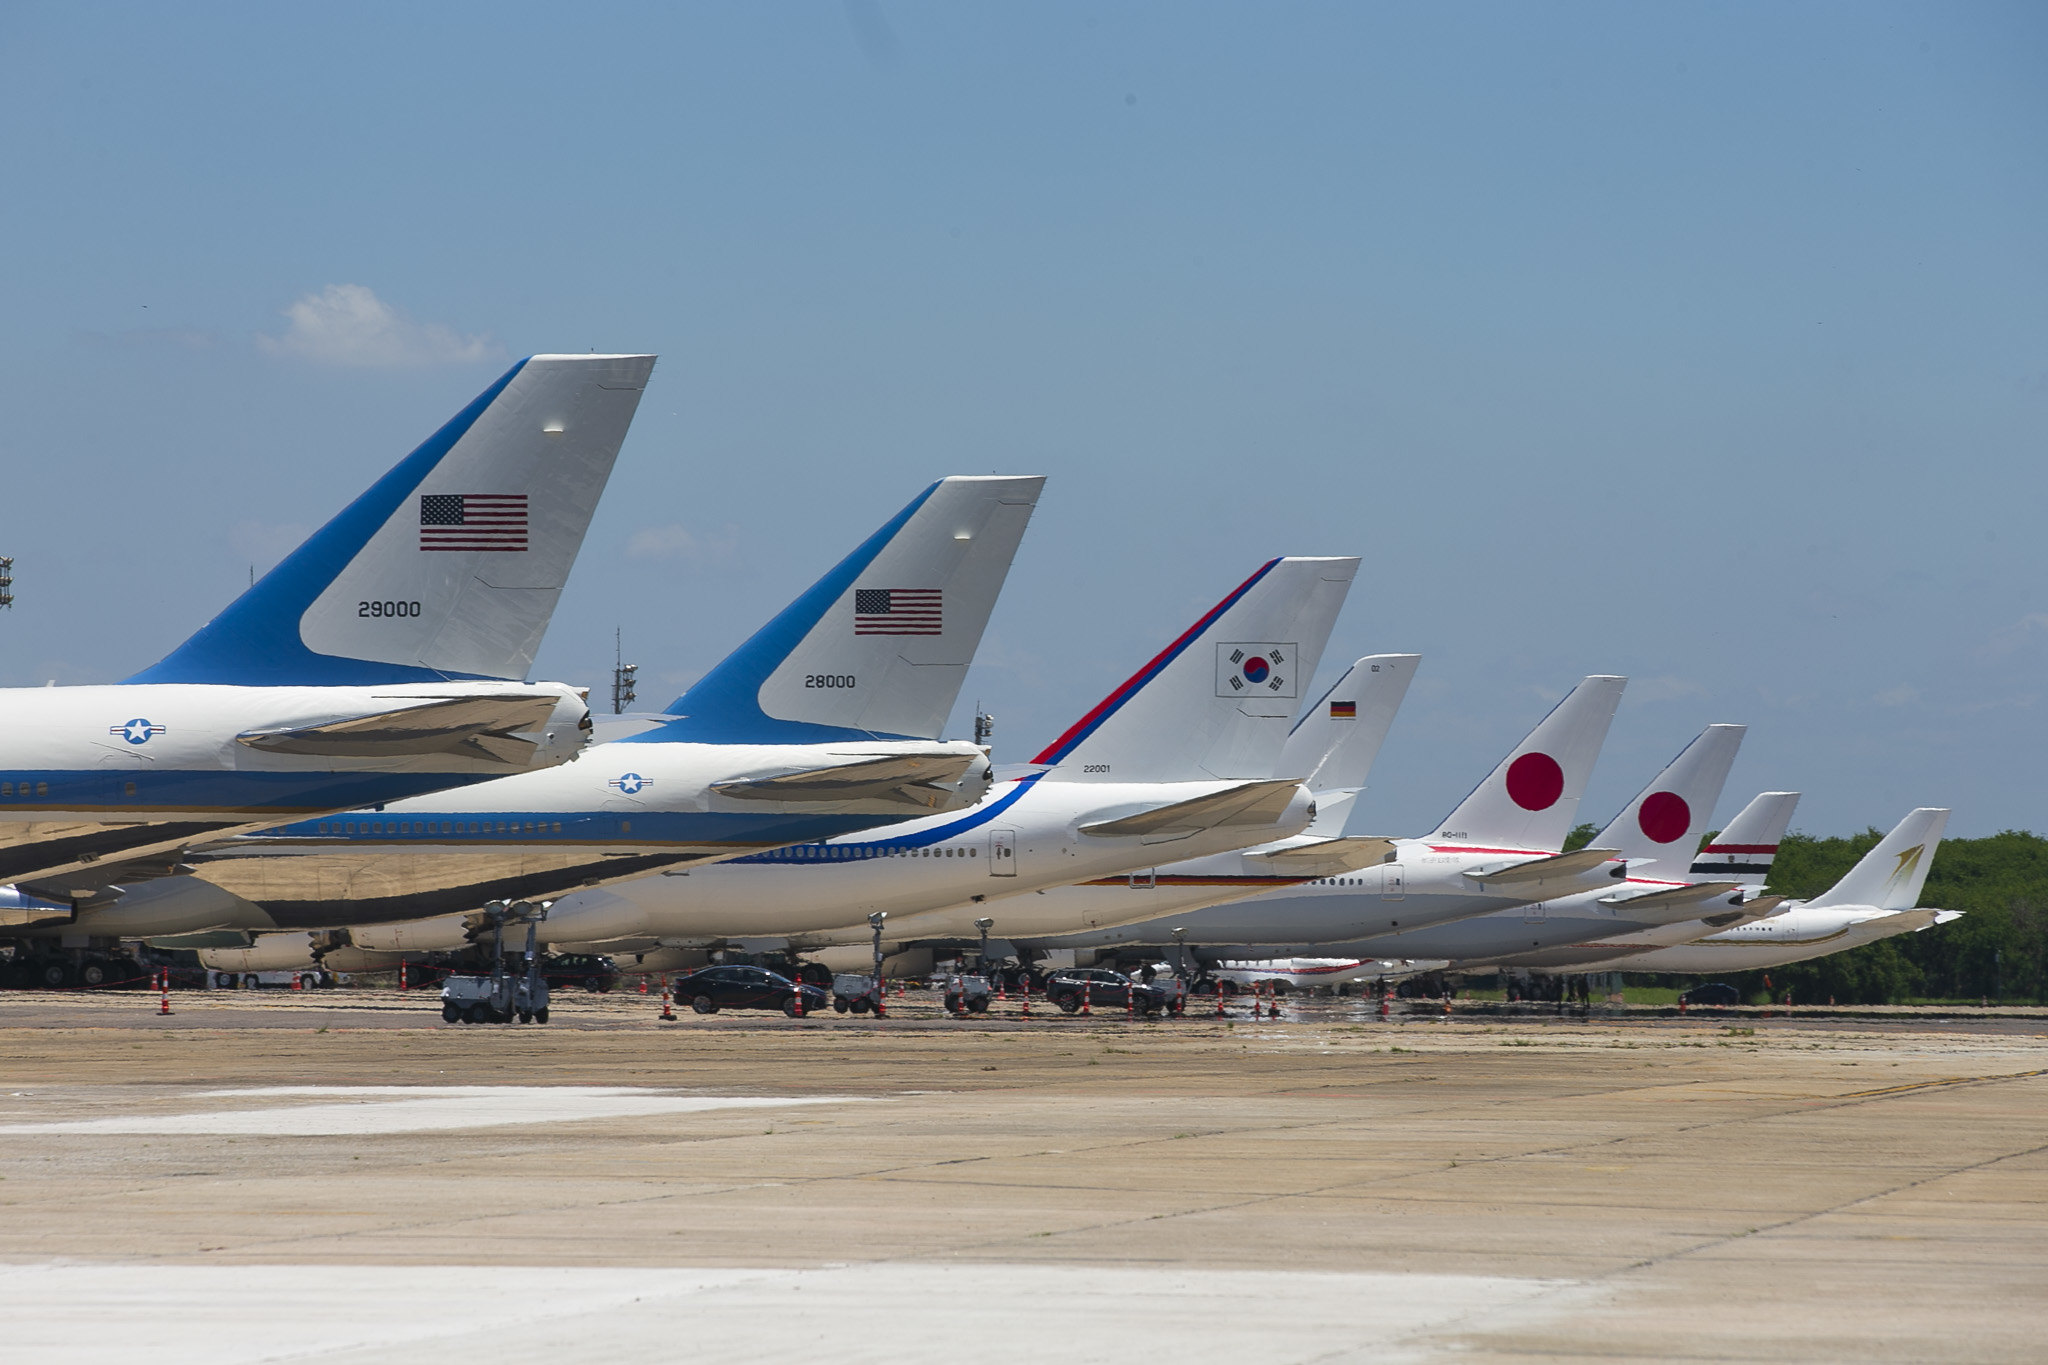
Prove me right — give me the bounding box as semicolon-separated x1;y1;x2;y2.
1;2;2042;839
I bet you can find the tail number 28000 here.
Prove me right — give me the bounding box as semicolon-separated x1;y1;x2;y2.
805;675;856;689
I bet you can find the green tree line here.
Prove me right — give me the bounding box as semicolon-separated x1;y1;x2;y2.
1564;822;2048;1004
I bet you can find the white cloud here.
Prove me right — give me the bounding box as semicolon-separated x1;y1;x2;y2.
625;523;740;566
258;285;496;367
1873;685;1920;707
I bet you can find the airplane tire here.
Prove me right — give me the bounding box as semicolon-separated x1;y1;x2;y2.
39;961;70;989
692;995;717;1015
78;961;108;988
243;974;260;990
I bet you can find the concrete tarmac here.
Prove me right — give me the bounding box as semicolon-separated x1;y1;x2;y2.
2;988;2044;1363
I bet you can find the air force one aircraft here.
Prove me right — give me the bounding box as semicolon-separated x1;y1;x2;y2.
35;476;1043;941
525;555;1361;954
0;354;652;905
1026;673;1628;956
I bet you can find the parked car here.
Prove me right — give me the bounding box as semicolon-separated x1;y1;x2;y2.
1043;968;1177;1016
1680;981;1742;1007
670;965;830;1018
539;952;620;993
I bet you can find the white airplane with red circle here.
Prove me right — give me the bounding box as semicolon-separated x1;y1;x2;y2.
1022;673;1629;956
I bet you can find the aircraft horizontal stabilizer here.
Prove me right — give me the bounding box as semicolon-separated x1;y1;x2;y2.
1079;778;1302;843
711;753;984;810
1247;835;1398;878
1461;846;1620;888
235;694;563;762
1596;880;1742;915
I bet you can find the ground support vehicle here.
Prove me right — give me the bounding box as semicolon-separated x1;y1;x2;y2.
831;973;883;1014
210;969;338;990
942;972;992;1016
437;908;550;1025
4;950;152;990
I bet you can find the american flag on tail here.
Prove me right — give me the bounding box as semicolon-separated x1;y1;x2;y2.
420;494;529;551
855;588;942;635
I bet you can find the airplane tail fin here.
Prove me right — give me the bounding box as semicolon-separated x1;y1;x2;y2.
128;355;655;685
1031;557;1359;782
655;476;1044;743
1591;724;1745;877
1688;792;1800;885
1811;808;1950;909
1427;676;1626;851
1277;654;1419;838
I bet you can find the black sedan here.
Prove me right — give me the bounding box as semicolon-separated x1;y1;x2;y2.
539;952;621;993
1043;968;1177;1016
670;965;830;1018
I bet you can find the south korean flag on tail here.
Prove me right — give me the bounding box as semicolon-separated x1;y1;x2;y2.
1217;643;1297;698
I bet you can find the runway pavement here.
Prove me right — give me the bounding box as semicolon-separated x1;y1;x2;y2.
2;988;2043;1362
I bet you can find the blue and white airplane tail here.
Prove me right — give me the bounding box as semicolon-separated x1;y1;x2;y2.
1687;792;1800;885
1278;653;1420;836
1427;675;1627;850
129;354;656;686
1590;723;1745;877
653;475;1045;743
1810;808;1950;909
1032;557;1360;783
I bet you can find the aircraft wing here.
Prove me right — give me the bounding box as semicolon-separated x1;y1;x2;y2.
1596;880;1743;917
1246;835;1398;878
0;820;236;890
711;753;984;810
235;694;563;763
1079;778;1303;843
1461;846;1621;888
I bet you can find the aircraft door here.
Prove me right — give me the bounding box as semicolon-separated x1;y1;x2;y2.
989;829;1017;877
1128;868;1155;890
1379;864;1404;900
1523;900;1546;924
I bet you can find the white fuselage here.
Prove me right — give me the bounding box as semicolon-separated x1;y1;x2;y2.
533;774;1316;950
0;682;590;817
1268;874;1757;970
1021;840;1613;954
0;682;590;888
1555;904;1954;974
134;733;1000;932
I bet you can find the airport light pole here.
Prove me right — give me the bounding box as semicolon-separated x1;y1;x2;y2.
975;917;994;978
868;911;887;1017
611;627;637;714
1171;927;1188;981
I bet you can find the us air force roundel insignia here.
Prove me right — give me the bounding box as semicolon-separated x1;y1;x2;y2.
1216;643;1297;698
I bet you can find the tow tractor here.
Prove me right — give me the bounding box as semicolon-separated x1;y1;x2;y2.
440;900;552;1025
